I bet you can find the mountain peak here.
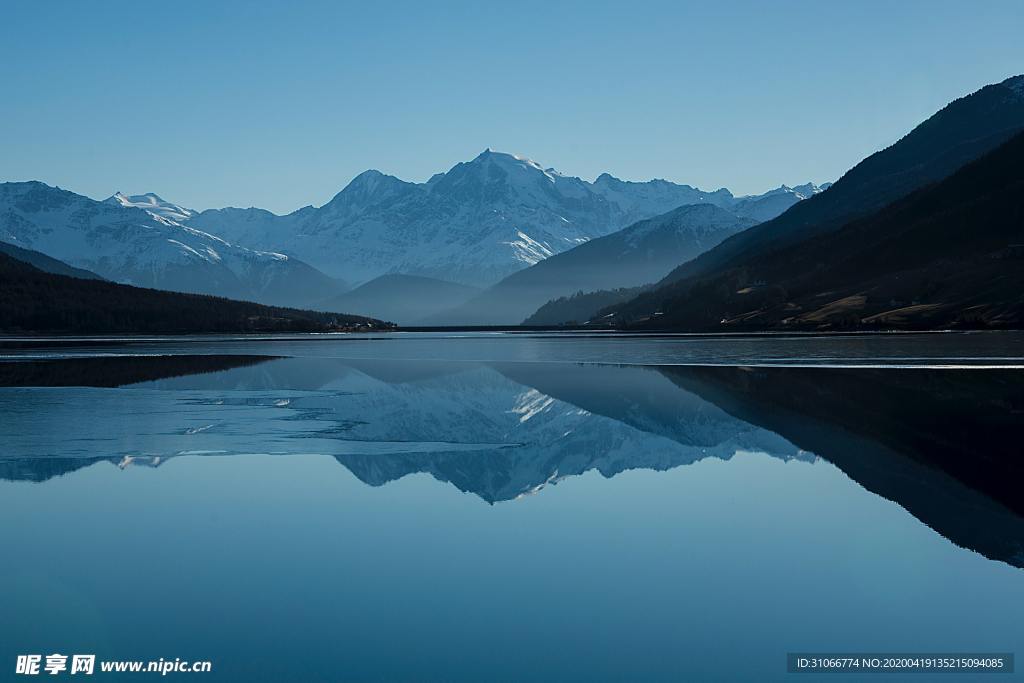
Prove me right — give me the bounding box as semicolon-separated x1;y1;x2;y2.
756;182;825;200
103;191;194;222
790;182;826;198
109;191;167;205
345;169;387;188
334;169;410;197
470;149;551;173
430;149;562;193
323;169;416;213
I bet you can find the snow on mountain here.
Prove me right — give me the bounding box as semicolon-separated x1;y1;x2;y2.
0;151;823;314
189;150;627;286
104;191;197;223
184;205;317;248
590;172;735;225
790;182;830;197
730;182;829;223
0;181;342;307
186;149;823;288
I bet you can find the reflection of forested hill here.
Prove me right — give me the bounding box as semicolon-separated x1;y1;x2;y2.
659;366;1024;567
0;354;278;387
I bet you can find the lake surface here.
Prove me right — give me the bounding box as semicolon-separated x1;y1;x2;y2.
1;332;1022;681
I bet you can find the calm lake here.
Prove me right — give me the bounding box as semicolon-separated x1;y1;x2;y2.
1;332;1022;681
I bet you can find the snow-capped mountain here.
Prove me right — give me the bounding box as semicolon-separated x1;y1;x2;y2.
186;149;825;288
104;191;197;223
0;152;823;312
590;172;735;226
731;182;829;222
0;181;343;307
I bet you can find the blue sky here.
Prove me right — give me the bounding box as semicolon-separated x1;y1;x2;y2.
1;0;1021;213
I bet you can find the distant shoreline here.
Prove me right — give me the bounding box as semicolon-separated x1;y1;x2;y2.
2;327;1018;348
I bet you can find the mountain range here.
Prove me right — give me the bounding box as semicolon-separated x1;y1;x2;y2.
186;150;821;289
1;153;819;318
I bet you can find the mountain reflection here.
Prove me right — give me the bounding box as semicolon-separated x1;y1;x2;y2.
331;360;808;502
1;354;1021;567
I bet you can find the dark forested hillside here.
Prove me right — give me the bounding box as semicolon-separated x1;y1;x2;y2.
523;287;647;326
0;254;390;334
654;74;1024;288
602;130;1024;331
0;241;104;280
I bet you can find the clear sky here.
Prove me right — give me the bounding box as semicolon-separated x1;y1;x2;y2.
1;0;1021;214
